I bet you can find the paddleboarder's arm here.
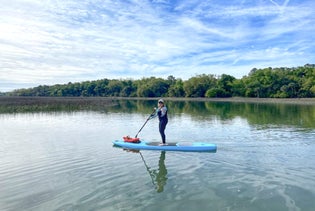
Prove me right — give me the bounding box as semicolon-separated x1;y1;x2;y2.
149;108;158;119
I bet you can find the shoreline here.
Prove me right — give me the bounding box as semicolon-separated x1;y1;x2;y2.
162;97;315;105
1;96;315;105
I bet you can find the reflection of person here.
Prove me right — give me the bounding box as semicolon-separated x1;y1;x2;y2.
155;151;167;193
151;99;168;145
140;151;168;193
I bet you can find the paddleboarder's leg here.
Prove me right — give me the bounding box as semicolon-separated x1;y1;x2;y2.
159;120;167;144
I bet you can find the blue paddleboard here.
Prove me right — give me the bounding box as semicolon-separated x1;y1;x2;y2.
113;140;217;152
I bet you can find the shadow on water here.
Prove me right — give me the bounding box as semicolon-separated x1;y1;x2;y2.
121;148;168;193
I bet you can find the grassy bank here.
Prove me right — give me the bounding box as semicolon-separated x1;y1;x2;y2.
109;97;315;105
1;96;315;105
0;96;117;105
0;97;117;113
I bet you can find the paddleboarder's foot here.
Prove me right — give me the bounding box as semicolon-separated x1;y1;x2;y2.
159;143;167;146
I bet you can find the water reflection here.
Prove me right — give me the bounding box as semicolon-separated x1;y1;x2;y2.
123;149;168;193
140;151;167;193
113;100;315;129
1;98;314;129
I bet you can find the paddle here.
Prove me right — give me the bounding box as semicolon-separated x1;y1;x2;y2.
139;152;156;186
135;109;156;138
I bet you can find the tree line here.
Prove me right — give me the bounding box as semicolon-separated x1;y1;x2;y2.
8;64;315;98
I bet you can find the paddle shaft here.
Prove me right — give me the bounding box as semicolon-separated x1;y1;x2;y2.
135;110;156;138
139;152;156;186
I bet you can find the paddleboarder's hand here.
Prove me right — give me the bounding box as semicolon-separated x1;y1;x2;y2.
149;112;155;119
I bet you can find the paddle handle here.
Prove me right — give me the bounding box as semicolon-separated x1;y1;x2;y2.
135;110;156;138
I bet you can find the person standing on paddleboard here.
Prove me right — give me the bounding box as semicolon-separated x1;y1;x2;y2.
151;99;168;145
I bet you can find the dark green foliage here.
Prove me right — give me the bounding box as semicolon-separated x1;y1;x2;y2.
135;77;170;97
217;74;236;97
7;65;315;98
183;74;217;97
205;88;228;97
242;65;315;98
167;79;185;97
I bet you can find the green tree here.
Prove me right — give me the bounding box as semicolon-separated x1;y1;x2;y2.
217;74;236;97
184;74;217;97
107;80;123;96
7;64;315;98
167;79;185;97
231;79;246;96
205;88;227;97
94;79;109;96
136;77;169;97
120;80;136;97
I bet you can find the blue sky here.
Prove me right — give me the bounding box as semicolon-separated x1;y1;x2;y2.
0;0;314;92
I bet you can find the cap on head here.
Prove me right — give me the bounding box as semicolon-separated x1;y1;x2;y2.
158;99;164;104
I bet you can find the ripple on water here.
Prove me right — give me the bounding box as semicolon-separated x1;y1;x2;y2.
1;110;315;211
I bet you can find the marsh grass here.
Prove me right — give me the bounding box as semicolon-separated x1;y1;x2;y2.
0;97;117;113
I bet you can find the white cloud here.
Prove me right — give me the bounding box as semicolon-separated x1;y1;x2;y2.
0;0;314;91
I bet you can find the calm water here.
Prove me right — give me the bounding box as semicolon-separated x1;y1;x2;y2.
1;100;315;211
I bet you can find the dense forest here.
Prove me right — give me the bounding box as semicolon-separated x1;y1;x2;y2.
6;64;315;98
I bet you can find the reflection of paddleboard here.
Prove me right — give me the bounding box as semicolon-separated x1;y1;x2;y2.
112;140;217;152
